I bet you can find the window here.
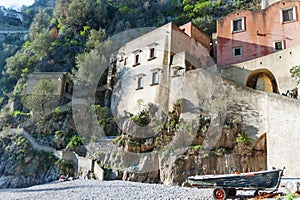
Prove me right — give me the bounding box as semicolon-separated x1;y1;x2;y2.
65;82;70;93
133;50;141;66
135;54;140;64
137;77;143;89
282;7;296;23
233;47;242;57
232;18;245;32
136;73;146;89
152;72;158;85
149;48;155;59
124;57;128;65
274;41;285;51
147;43;158;60
147;42;158;60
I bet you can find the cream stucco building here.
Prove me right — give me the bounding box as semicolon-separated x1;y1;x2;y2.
109;22;214;116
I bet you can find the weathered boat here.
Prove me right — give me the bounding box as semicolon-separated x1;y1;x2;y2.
187;168;284;199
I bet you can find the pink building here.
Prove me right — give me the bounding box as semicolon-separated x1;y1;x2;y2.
179;22;211;51
216;0;300;67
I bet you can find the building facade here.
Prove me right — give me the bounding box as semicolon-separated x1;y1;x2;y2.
109;22;214;115
215;0;300;94
25;72;73;100
216;0;300;67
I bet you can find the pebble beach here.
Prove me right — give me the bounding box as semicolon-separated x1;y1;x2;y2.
0;180;214;200
1;179;296;200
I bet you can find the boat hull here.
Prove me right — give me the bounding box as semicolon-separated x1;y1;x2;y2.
188;169;282;189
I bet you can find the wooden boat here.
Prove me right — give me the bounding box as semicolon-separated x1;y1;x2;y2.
187;168;284;199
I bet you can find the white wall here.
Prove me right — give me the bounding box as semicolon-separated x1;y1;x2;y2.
111;23;173;116
221;44;300;94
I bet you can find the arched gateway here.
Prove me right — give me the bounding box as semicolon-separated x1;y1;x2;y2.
245;69;279;94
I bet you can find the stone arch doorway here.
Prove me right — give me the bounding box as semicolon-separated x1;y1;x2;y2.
245;69;279;93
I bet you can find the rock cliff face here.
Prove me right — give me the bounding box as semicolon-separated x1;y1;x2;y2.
93;105;267;186
0;129;58;188
94;138;266;186
0;101;89;188
159;146;267;186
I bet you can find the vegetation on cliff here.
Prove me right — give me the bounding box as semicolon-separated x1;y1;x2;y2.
99;99;264;185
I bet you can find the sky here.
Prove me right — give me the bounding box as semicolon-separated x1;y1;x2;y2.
0;0;34;10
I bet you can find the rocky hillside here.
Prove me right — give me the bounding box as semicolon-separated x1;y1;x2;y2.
0;99;85;188
0;129;57;188
91;101;267;186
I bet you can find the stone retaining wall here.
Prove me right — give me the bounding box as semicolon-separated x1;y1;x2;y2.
169;68;300;178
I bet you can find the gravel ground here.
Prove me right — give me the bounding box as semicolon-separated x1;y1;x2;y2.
1;180;293;200
0;180;215;200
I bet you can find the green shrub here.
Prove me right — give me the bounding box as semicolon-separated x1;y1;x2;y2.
153;124;163;133
290;65;300;84
132;109;150;127
21;68;29;78
173;99;182;107
284;192;298;200
155;136;163;143
12;110;31;117
91;105;108;118
192;145;203;150
125;140;135;147
54;130;62;139
117;139;123;147
66;136;83;150
53;107;62;116
17;149;26;160
90;105;114;134
168;119;176;130
17;137;26;146
235;133;252;145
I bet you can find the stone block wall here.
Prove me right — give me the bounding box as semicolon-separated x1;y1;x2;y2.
61;150;104;180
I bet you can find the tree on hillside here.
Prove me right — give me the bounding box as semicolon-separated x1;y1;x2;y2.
2;47;38;93
85;28;106;52
0;36;25;69
29;9;52;40
181;0;260;34
24;78;59;121
74;44;109;88
53;0;72;22
0;8;53;98
55;0;108;38
31;32;55;59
